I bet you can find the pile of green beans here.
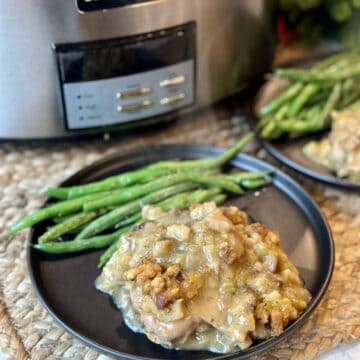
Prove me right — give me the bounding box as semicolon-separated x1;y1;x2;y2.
257;51;360;140
9;132;273;267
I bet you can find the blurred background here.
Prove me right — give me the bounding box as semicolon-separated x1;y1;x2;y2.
275;0;360;61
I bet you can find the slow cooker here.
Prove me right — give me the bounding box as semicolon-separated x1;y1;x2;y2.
0;0;275;139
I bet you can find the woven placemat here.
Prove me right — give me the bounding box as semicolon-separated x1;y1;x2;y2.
0;106;359;360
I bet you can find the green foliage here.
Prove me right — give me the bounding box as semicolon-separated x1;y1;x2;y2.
278;0;360;46
339;11;360;47
328;0;352;23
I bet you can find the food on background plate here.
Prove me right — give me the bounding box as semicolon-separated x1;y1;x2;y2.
8;133;272;268
256;51;360;140
97;202;311;353
303;110;360;182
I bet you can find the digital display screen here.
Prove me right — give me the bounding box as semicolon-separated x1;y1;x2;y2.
55;23;195;83
77;0;153;12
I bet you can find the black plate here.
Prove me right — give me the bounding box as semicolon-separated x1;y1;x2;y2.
252;67;360;191
27;145;334;360
257;132;360;191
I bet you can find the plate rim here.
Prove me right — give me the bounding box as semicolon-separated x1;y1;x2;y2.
26;144;335;360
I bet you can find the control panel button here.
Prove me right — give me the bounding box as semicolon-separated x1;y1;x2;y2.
116;87;152;99
160;93;185;105
160;75;185;87
117;99;152;112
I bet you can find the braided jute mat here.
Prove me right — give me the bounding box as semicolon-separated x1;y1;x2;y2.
0;107;359;360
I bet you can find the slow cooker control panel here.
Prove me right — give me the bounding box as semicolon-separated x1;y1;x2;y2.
54;23;195;131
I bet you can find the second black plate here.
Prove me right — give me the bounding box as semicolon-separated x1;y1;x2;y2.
27;144;334;360
258;132;360;190
252;69;360;191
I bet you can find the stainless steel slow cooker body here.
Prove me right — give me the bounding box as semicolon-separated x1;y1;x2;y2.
0;0;274;139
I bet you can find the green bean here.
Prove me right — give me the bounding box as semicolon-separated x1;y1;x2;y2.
240;178;271;189
83;172;243;212
338;87;360;110
162;187;222;211
258;52;354;123
261;104;288;139
276;104;290;119
82;174;190;211
264;124;284;140
8;133;258;238
255;116;272;131
8;191;112;235
341;78;355;91
306;89;331;107
346;99;360;110
258;83;304;117
52;214;73;224
261;121;277;139
34;225;132;255
45;132;252;202
314;52;360;74
97;238;125;268
45;166;170;200
260;117;281;140
114;213;142;229
76;183;195;239
52;207;114;225
312;51;354;71
159;186;225;215
319;83;342;128
38;211;101;244
210;132;254;167
229;171;271;183
273;83;341;133
131;187;221;217
148;132;254;170
256;52;360;140
59;225;86;235
155;191;198;212
311;54;341;72
273;118;322;133
212;193;227;205
189;173;243;193
112;189;215;230
288;83;320;117
304;102;325;120
275;63;360;83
